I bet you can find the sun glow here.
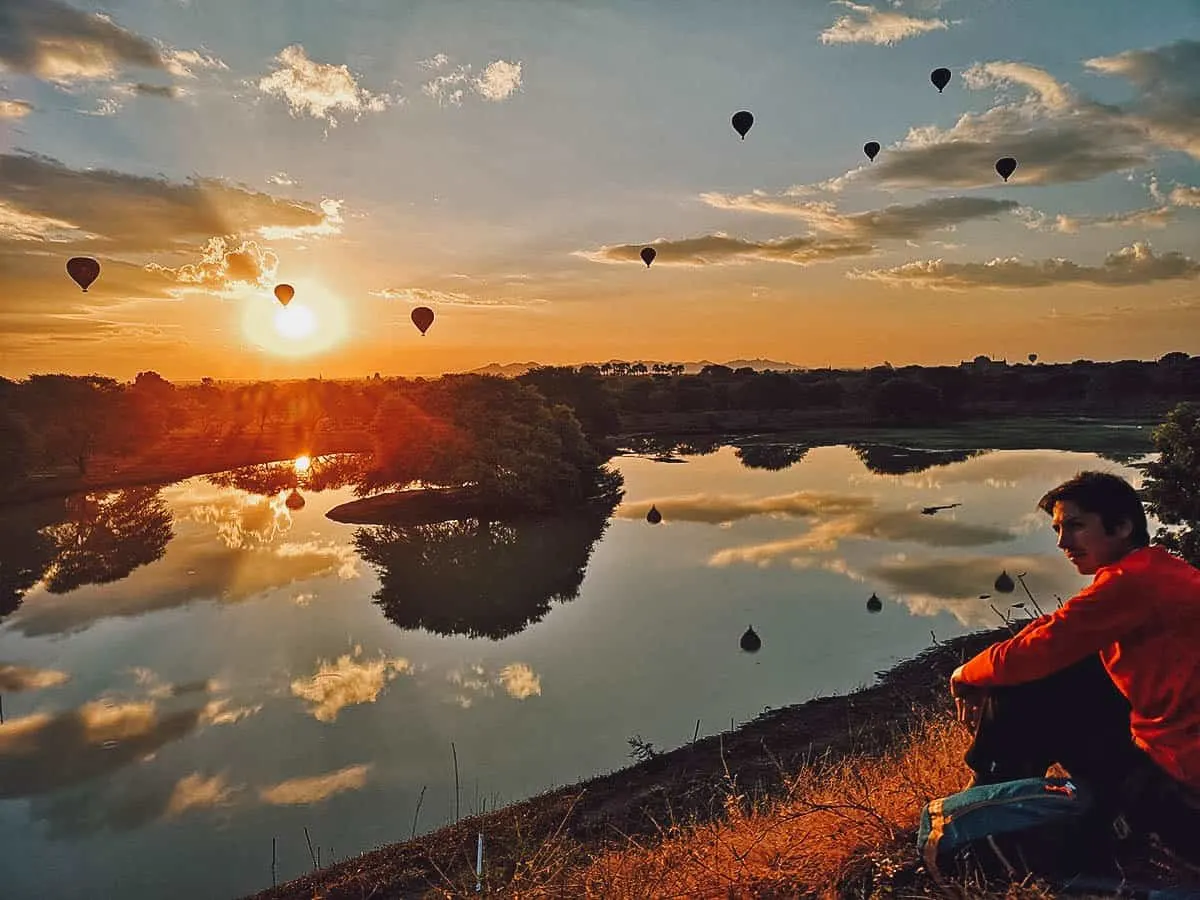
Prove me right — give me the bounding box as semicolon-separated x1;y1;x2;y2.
294;455;312;474
241;282;350;357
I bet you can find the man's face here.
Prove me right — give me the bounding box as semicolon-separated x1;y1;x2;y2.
1050;499;1132;575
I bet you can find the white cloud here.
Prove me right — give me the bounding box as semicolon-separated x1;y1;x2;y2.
258;198;344;239
422;64;471;106
163;48;227;78
497;663;541;700
819;1;950;46
259;764;371;805
418;52;450;70
0;99;33;118
851;242;1200;290
1169;185;1200;207
290;647;412;723
266;172;296;187
476;60;522;101
580;233;876;267
258;45;395;126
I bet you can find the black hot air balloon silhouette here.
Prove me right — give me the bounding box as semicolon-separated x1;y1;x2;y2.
931;67;952;92
285;489;305;511
66;257;101;292
740;625;762;653
731;110;754;139
994;570;1015;594
867;592;883;613
274;284;294;307
646;504;662;524
996;157;1018;182
411;306;435;336
641;247;656;268
864;141;880;162
1028;353;1038;364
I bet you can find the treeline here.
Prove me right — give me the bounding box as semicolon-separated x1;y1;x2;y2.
2;353;1198;494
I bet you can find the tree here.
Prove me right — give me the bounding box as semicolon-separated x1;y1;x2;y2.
868;377;946;425
16;375;139;475
1142;403;1200;567
0;405;35;489
517;366;620;449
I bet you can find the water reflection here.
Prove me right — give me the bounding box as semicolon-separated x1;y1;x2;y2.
204;453;365;496
355;495;620;639
0;499;59;617
734;442;812;471
851;445;989;476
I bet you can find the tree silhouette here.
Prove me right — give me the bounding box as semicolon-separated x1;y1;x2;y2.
0;500;61;618
1142;403;1200;567
852;444;989;476
40;487;174;594
734;443;812;471
354;495;620;639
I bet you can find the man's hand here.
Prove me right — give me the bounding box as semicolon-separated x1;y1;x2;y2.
950;664;986;731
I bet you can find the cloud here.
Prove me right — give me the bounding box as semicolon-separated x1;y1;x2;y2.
258;198;343;239
0;663;69;691
0;98;33;118
476;60;522;101
422;58;523;106
1017;205;1175;234
706;510;1013;567
0;699;207;798
418;52;450;70
497;662;541;700
819;1;950;46
259;764;371;805
258;44;394;125
580;233;876;267
851;242;1200;290
618;491;875;525
0;0;165;84
812;46;1200;192
1169;185;1200;207
266;171;296;187
289;647;412;722
164;772;237;817
145;236;278;290
163;48;226;79
370;286;542;309
700;194;1020;239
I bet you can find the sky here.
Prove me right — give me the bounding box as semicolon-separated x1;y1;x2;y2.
1;0;1198;380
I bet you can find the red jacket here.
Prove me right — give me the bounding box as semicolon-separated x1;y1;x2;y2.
960;546;1200;789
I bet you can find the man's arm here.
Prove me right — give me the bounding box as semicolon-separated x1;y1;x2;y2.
957;567;1148;687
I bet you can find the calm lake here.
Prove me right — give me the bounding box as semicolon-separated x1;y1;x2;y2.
0;429;1156;899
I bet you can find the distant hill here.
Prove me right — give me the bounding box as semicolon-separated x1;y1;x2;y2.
466;358;805;377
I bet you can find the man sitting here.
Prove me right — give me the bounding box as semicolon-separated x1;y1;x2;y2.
950;471;1200;860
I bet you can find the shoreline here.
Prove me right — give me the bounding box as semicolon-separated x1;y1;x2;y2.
0;410;1159;512
245;627;1009;900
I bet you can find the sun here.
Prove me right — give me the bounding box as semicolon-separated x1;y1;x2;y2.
294;454;312;474
242;281;351;357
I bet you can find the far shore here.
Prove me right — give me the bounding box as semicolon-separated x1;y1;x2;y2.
0;407;1161;511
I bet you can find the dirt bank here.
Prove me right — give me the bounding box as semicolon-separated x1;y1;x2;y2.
246;628;1009;900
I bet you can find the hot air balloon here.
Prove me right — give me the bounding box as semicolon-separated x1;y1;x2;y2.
994;570;1015;594
863;141;880;162
274;284;294;307
411;306;435;336
641;247;656;268
740;625;762;653
285;489;306;511
931;68;952;93
646;504;662;524
867;592;883;614
731;110;754;140
1028;353;1038;364
996;157;1018;182
66;257;101;292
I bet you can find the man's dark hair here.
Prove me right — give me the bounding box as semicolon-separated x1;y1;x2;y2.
1037;470;1150;547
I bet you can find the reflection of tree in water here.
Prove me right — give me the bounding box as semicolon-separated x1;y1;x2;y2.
852;444;990;476
204;453;366;497
355;497;619;639
734;443;811;471
0;500;61;617
623;434;725;460
41;487;174;594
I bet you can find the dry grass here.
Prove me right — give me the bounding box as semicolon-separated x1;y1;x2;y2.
417;711;1144;900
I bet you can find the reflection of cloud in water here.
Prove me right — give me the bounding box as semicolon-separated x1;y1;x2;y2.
499;663;541;700
201;698;263;727
708;510;1013;566
0;663;69;692
619;492;875;525
864;554;1087;626
259;764;371;806
448;661;543;707
8;533;362;637
165;772;238;817
867;451;1132;491
290;647;412;722
0;699;207;799
180;491;295;550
